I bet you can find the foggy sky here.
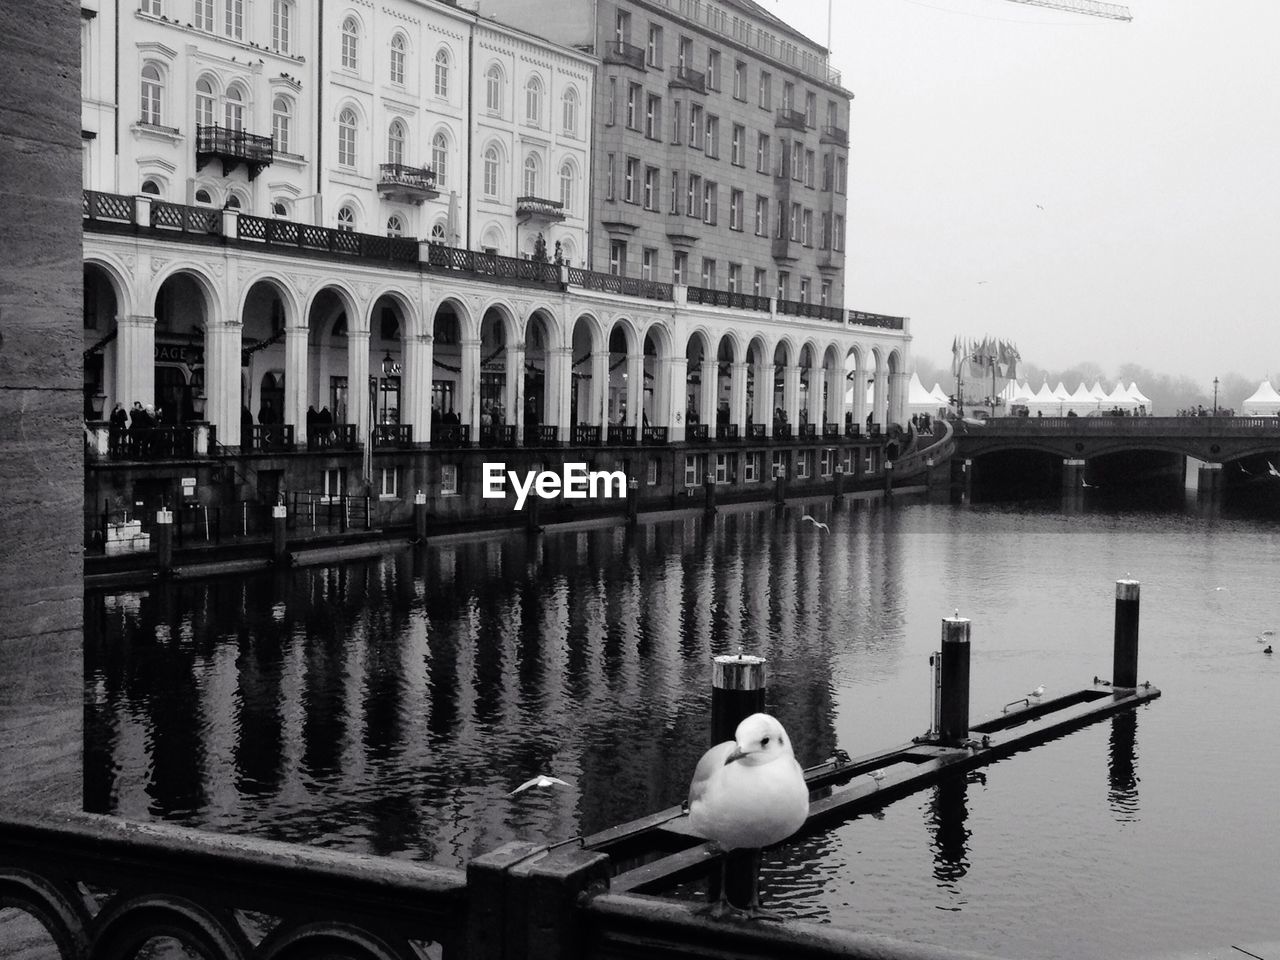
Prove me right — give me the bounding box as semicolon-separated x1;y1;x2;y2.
775;0;1280;383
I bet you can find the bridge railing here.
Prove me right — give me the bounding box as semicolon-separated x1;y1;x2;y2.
973;415;1280;435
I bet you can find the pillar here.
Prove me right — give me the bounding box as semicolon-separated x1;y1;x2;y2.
550;346;572;441
284;323;309;436
626;351;644;430
730;361;749;437
206;320;241;446
812;368;827;429
938;616;971;746
872;371;888;431
1113;579;1140;689
406;332;434;443
271;503;288;564
851;362;867;433
1198;461;1224;501
508;340;526;444
347;328;370;438
460;337;481;442
697;359;716;434
1062;458;1086;494
154;507;174;576
752;358;772;435
888;370;907;428
115;315;156;417
664;354;687;441
710;654;768;910
590;348;610;431
783;363;801;435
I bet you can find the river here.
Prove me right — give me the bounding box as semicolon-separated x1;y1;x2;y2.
83;492;1280;959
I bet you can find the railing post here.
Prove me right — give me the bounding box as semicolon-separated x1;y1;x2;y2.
221;208;239;240
938;616;971;746
711;653;768;909
134;194;152;228
154;507;174;576
1113;579;1140;689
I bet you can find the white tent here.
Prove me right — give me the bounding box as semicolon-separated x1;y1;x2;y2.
1106;382;1136;411
1088;381;1109;403
1067;382;1096;416
1052;382;1071;404
907;372;942;415
1241;381;1280;416
1010;381;1035;404
1127;382;1151;410
930;383;951;406
1028;381;1060;416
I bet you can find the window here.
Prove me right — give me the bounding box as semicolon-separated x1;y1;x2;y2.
686;174;699;218
754;196;768;236
486;65;503;113
744;452;760;482
647;24;663;66
337;204;355;231
624;157;639;203
772;451;787;478
387;215;404;238
225;0;243;39
802;208;812;246
833;214;845;252
796;451;810;479
822;152;833;191
608;78;617;126
606;154;615;200
702;181;717;224
733;61;747;100
140;64;162;126
643;166;658;210
752;268;767;297
672;251;687;285
678;36;692;70
647;457;660;485
626;82;640;129
729;189;743;231
223;86;244;131
380;466;399;499
791;140;802;181
756;133;769;174
799;277;810;303
341;17;359;71
731;124;744;165
805;92;817;127
431;221;447;242
432;132;449;188
669;171;679;213
338;108;357;167
272;96;291;153
440;464;458;496
706;49;721;90
820;280;832;305
645;95;661;139
827;99;839;128
272;200;289;217
390;35;406;85
609;240;627;276
271;0;291;53
789;202;801;241
714;452;732;484
525;76;543;126
804;150;815;188
323;467;346;502
865;448;878;475
700;258;716;287
684;454;706;488
776;271;790;300
387;119;406;166
671;99;682;144
727;263;741;293
483;145;500;198
559;161;575;212
842;448;855;476
758;71;771;110
563;88;579;135
836;156;848;193
688;104;702;148
141;179;161;196
705;115;719;158
615;9;631;43
434;48;450;99
194;188;213;204
782;81;794;112
194;0;213;31
523;153;542;197
820;212;830;250
196;77;215;128
641;247;657;281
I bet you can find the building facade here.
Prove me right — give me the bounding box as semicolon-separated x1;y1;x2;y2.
476;0;852;307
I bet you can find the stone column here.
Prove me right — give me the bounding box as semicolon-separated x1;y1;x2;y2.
851;363;867;432
406;332;434;443
549;346;572;441
205;320;241;446
812;368;827;430
698;360;717;432
872;371;889;430
460;337;481;442
590;348;610;431
888;370;907;428
730;361;749;436
753;358;772;436
665;354;688;441
507;340;525;444
115;315;156;414
347;328;370;439
284;324;309;435
783;363;801;433
626;351;644;429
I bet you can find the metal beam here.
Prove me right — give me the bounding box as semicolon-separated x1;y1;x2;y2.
1003;0;1133;21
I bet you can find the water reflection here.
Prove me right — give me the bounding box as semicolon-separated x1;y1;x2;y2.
1107;710;1140;821
927;775;973;887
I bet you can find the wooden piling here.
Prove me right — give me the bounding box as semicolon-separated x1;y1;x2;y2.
832;463;845;509
272;504;288;564
710;653;767;909
154;508;174;576
627;477;639;526
938;616;971;746
1113;579;1140;689
773;465;786;504
703;473;717;515
413;490;428;542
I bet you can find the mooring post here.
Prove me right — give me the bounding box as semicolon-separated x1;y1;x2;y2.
938;616;971;746
832;463;845;509
525;485;541;535
413;490;428;542
773;464;786;504
884;460;894;501
703;472;717;515
627;477;639;526
1113;579;1140;689
271;502;288;564
711;653;768;909
154;507;174;575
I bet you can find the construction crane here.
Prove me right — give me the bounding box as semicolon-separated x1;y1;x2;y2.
1002;0;1132;21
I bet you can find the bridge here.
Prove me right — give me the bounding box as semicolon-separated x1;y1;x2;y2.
949;416;1280;501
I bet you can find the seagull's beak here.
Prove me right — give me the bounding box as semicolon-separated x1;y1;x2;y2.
724;745;747;765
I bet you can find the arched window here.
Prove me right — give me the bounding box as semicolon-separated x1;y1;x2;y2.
226;194;243;210
559;161;575;213
272;199;289;217
272;96;292;153
195;188;213;204
140;63;163;126
337;204;356;232
434;48;450;99
386;215;404;238
195;77;215;128
524;75;543;126
224;86;244;131
431;221;447;243
387;118;406;166
485;64;502;114
390;34;406;85
141;179;161;196
523;154;540;197
341;17;359;71
432;131;448;188
483;145;500;199
562;88;578;136
338;107;357;167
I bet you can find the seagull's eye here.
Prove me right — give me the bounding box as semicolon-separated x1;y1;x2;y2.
761;736;771;746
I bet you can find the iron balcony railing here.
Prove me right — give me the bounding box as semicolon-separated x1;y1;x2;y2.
642;425;669;444
779;299;844;322
607;424;637;444
83;189;134;223
686;286;771;312
687;424;709;441
776;108;808;131
239;214;419;263
821;124;849;146
602;39;646;70
748;424;767;439
373;423;414;447
566;267;673;301
431;423;471;448
669;65;707;93
151;201;219;234
716;423;740;441
479;424;517;448
848;310;907;331
427;243;561;286
573;424;602;445
524;424;559;445
195;124;273;179
377;162;439;201
241;424;294;453
307;423;358;450
516;196;567;221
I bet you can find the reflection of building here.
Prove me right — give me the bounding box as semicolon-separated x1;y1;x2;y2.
80;1;909;532
478;0;853;307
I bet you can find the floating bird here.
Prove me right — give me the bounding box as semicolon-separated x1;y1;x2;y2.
1269;461;1280;478
868;769;886;785
801;515;830;532
688;713;809;917
508;774;571;797
1239;464;1253;476
1035;203;1045;210
1080;477;1096;489
1265;646;1274;655
976;280;989;285
1028;684;1046;699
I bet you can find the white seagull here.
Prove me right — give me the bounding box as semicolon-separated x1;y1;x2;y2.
508;774;571;797
801;515;830;532
688;713;809;917
1028;684;1046;699
1269;461;1280;478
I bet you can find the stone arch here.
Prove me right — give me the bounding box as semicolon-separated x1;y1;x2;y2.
240;276;297;433
570;311;603;429
149;266;220;430
524;308;557;436
642;322;674;430
306;282;363;428
606;316;640;428
745;334;770;432
429;296;467;427
822;342;843;427
369;289;418;430
684;327;714;432
480;302;518;431
84;254;134;319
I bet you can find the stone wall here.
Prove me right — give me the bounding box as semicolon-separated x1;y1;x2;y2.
0;1;82;809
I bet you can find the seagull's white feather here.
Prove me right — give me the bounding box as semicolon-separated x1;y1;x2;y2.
801;515;830;532
509;774;570;796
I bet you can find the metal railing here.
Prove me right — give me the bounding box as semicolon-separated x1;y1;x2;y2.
240;423;294;453
607;424;636;444
573;424;602;445
972;416;1280;435
686;286;770;312
378;162;438;195
195;124;274;164
776;108;808;131
642;425;669;444
238;214;419;264
306;423;358;451
83;189;134;223
799;423;817;439
846;423;862;438
821;124;849;146
516;196;567;221
151;201;219;234
525;424;559;445
773;422;792;441
748;424;767;440
566;267;673;301
687;424;709;441
778;299;844;322
669;65;707;93
431;423;471;448
480;424;517;447
373;423;414;447
426;243;562;286
848;310;906;330
716;423;740;441
105;425;198;460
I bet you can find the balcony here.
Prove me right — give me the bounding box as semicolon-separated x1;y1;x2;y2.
775;109;808;132
378;163;439;204
669;65;706;94
771;237;799;263
195;124;273;180
715;423;740;441
572;424;602;445
821;124;849;147
516;195;566;223
848;310;906;331
602;39;646;71
779;298;844;322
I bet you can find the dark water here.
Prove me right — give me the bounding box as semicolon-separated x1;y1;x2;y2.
83;495;1280;958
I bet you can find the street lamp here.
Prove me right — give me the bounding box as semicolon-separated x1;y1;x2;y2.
381;350;394;424
1212;376;1219;417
